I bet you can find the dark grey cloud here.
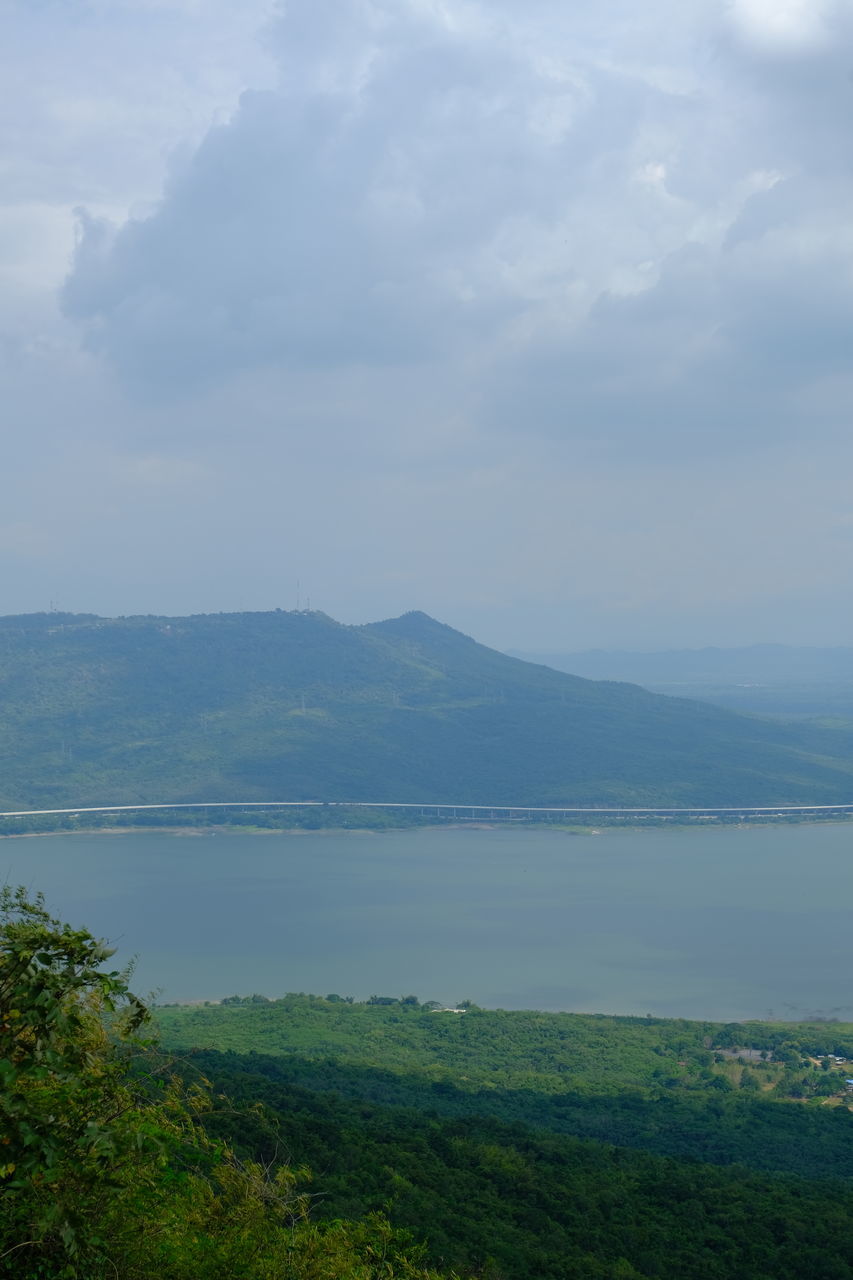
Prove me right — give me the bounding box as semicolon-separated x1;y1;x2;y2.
60;0;853;462
489;215;853;455
63;5;548;392
61;2;708;394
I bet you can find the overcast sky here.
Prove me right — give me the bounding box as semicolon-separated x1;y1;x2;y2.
3;0;853;650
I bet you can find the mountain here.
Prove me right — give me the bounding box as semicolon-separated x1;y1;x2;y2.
1;608;853;811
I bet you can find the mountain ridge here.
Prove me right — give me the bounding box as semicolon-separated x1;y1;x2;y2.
1;607;852;810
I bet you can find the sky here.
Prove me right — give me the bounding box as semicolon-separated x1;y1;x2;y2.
3;0;853;651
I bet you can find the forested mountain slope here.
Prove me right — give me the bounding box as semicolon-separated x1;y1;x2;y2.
157;998;853;1280
1;608;853;810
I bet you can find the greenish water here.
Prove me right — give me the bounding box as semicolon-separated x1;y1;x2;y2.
4;823;853;1020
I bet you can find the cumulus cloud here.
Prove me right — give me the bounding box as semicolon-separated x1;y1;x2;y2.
64;1;569;388
59;0;853;467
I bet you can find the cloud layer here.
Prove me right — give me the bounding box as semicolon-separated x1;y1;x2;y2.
4;0;853;645
61;1;853;459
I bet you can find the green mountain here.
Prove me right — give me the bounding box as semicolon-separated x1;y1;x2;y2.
1;608;852;811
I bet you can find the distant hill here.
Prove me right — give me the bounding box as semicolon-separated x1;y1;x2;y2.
509;643;853;686
1;609;853;810
510;644;853;718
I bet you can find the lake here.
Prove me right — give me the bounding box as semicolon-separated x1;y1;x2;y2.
4;822;853;1021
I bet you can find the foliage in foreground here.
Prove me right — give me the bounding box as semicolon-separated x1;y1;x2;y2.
0;887;456;1279
8;886;853;1279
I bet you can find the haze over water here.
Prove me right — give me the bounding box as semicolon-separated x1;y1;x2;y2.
6;823;853;1022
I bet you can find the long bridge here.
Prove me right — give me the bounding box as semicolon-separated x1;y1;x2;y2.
2;800;853;821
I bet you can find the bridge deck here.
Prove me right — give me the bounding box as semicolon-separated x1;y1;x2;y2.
2;800;853;820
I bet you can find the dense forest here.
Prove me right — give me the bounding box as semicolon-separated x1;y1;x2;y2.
2;608;853;815
155;996;853;1278
7;888;853;1277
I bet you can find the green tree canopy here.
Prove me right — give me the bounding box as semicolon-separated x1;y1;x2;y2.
0;887;457;1280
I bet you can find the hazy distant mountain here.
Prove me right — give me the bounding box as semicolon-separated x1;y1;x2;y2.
1;609;853;811
510;644;853;685
510;645;853;718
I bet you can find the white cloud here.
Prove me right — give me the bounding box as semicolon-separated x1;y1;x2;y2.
728;0;835;52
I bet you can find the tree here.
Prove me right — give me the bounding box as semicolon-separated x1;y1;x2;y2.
0;885;177;1273
0;888;459;1280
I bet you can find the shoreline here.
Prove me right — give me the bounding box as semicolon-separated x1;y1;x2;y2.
3;813;853;840
1;821;525;840
152;993;853;1033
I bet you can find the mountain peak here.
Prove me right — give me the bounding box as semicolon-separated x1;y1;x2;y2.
367;611;473;643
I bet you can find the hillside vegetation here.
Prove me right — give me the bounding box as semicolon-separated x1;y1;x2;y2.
8;885;853;1279
2;608;853;811
157;996;853;1279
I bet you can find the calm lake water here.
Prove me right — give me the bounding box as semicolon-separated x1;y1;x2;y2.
4;823;853;1021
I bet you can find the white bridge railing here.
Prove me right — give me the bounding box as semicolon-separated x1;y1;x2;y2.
2;800;853;820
